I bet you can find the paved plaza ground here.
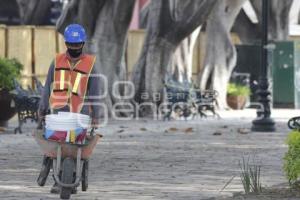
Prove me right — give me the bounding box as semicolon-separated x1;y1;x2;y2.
0;109;299;200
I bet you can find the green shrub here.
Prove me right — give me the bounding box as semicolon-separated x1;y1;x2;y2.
284;130;300;185
0;57;23;90
227;83;251;97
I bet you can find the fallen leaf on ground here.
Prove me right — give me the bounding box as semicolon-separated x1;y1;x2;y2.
237;128;250;134
117;129;125;133
140;128;147;131
184;128;194;133
169;127;179;132
213;132;222;136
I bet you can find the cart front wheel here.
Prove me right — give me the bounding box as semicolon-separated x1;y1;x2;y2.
60;158;74;199
82;160;89;191
37;156;52;186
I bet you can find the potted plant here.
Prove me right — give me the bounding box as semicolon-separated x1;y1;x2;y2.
0;57;23;127
227;83;251;110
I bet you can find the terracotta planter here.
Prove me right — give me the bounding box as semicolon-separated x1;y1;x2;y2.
0;89;16;127
227;95;247;110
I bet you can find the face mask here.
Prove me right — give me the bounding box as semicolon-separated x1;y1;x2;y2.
67;48;82;58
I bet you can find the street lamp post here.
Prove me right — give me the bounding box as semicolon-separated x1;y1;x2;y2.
251;0;276;132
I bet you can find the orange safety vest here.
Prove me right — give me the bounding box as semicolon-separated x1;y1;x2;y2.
49;53;96;113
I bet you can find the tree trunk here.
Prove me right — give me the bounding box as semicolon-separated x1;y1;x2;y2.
202;0;293;109
57;0;135;117
234;0;294;43
16;0;52;25
140;2;201;84
92;0;135;117
171;27;201;83
199;0;246;109
289;0;300;25
251;0;293;40
132;0;217;110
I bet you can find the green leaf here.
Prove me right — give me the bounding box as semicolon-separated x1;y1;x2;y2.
0;57;23;90
227;83;251;97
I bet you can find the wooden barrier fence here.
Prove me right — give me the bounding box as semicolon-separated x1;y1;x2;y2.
0;25;66;86
0;25;242;87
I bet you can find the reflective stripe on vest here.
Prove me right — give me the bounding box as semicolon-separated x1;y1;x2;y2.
72;73;82;94
60;70;65;90
49;53;95;113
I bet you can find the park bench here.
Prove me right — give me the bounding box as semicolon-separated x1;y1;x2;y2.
193;89;220;119
163;80;192;120
163;79;219;120
11;77;44;134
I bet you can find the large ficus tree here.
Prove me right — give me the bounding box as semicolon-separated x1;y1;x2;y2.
199;0;247;109
134;0;276;111
233;0;294;42
14;0;297;115
131;0;218;107
56;0;136;117
172;0;294;109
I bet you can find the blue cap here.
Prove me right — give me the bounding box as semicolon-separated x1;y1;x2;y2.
64;24;86;43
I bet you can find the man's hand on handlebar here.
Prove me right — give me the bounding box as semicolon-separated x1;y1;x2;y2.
37;110;46;130
91;118;100;129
